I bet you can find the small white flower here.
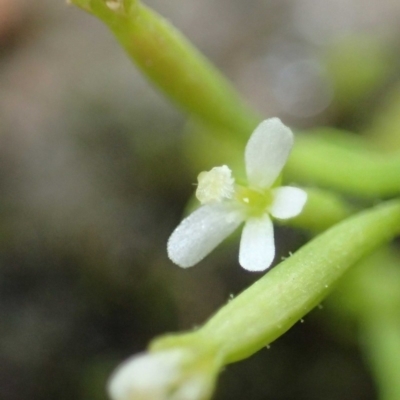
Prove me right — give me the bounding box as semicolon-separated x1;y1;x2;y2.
107;350;216;400
167;118;307;272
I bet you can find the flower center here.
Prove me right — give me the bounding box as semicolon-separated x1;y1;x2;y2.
235;186;273;216
195;165;274;216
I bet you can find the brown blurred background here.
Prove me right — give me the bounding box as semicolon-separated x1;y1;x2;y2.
1;1;400;399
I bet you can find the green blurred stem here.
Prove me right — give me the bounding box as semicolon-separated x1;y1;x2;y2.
287;134;400;198
362;316;400;400
69;0;258;137
153;199;400;365
70;1;400;198
286;187;353;231
334;248;400;400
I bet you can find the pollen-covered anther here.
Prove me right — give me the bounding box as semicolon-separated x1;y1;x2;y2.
196;165;235;204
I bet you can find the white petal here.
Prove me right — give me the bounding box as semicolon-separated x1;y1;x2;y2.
270;186;307;219
239;214;275;272
245;118;293;189
167;204;244;268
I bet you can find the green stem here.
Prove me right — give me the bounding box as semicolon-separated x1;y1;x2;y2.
198;199;400;363
287;134;400;197
361;316;400;400
70;0;258;137
332;248;400;400
70;1;400;198
152;200;400;368
286;187;353;231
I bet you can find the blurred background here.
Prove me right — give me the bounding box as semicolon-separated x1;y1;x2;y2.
1;0;400;399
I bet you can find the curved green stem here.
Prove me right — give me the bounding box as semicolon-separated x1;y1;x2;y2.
69;0;258;137
69;1;400;199
362;316;400;400
202;199;400;363
152;199;400;367
287;133;400;198
285;187;353;231
329;248;400;400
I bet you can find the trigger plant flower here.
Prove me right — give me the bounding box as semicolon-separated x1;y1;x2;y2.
168;118;307;272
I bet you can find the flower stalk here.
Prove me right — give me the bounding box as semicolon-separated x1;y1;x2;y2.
288;133;400;197
68;0;258;138
152;199;400;365
328;247;400;400
68;0;400;199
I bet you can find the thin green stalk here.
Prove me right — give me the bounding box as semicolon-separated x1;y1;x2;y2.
330;248;400;400
70;1;400;199
287;134;400;197
362;316;400;400
69;0;258;137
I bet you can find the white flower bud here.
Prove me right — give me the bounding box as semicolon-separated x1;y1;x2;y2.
107;349;217;400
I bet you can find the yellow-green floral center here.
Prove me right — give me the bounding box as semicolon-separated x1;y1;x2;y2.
235;186;273;216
